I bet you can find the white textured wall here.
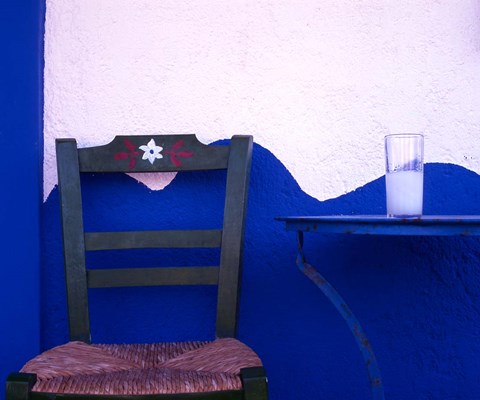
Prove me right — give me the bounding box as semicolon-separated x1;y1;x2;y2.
44;0;480;201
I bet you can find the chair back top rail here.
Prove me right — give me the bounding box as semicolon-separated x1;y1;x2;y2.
65;134;231;173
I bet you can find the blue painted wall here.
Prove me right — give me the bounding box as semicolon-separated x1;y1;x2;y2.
0;1;44;398
41;141;480;400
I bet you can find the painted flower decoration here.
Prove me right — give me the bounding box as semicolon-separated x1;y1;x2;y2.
139;139;163;165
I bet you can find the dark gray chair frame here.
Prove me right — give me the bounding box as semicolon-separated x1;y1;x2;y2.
6;134;268;400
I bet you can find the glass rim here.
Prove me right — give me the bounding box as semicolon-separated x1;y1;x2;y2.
384;133;424;139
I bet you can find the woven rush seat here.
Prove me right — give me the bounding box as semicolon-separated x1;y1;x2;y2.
21;338;262;395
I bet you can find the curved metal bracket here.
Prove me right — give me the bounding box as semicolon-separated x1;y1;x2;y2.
296;231;385;400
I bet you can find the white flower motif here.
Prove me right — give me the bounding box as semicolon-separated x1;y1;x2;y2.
139;139;163;164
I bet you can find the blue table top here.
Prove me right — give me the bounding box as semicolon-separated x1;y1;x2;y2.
275;215;480;236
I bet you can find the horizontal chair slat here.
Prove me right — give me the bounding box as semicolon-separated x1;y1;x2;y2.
84;230;222;251
87;267;220;288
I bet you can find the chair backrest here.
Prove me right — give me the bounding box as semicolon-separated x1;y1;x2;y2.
56;134;253;344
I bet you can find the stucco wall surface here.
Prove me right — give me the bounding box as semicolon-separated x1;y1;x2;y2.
43;0;480;201
40;2;480;400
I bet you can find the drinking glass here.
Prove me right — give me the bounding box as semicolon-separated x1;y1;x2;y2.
385;134;424;217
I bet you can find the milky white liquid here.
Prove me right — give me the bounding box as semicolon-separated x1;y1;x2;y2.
386;170;423;217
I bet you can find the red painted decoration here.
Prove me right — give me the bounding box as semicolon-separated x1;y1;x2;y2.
164;140;193;167
114;138;141;169
114;138;193;168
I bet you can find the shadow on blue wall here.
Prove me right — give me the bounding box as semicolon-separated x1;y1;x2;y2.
41;141;480;400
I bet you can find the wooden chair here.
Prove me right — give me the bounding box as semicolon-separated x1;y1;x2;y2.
7;134;268;400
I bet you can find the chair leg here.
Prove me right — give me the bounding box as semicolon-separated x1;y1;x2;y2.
240;367;268;400
6;373;36;400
